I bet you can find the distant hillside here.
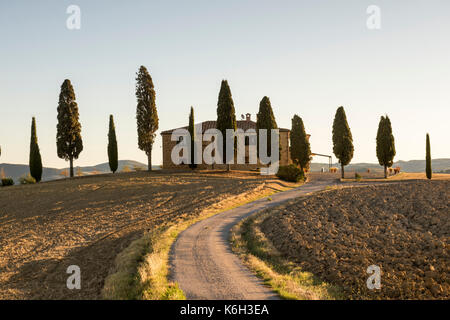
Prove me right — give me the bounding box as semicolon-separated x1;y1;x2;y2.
0;160;155;182
1;158;449;182
310;158;450;173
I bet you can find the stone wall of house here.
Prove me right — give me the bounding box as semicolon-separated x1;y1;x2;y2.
162;134;179;169
161;130;292;170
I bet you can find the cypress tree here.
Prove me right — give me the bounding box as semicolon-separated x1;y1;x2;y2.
136;66;159;171
29;117;43;182
216;80;236;171
256;96;278;158
426;133;432;179
108;115;118;173
188;107;197;169
290;115;311;172
376;115;396;178
332;106;354;179
56;79;83;178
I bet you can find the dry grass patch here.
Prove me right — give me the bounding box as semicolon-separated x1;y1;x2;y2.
102;224;185;300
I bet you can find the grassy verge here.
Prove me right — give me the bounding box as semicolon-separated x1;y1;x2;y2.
102;180;300;300
230;207;345;300
102;224;185;299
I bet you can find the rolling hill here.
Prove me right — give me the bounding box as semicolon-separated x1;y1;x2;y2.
0;160;153;182
1;159;449;182
310;158;450;173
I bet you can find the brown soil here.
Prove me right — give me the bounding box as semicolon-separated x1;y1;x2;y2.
0;170;275;300
261;180;450;299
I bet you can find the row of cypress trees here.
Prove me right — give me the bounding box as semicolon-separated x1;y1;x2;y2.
194;80;281;171
2;69;434;182
185;82;432;180
216;81;280;170
332;106;432;179
21;65;158;182
210;80;309;171
26;110;118;182
332;106;396;179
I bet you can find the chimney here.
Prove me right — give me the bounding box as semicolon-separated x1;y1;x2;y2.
245;113;251;122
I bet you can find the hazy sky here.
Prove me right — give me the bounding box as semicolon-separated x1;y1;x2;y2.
0;0;449;168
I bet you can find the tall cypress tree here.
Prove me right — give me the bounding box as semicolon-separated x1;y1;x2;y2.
29;117;43;182
376;115;396;178
108;115;118;173
188;106;197;169
56;79;83;178
216;80;236;171
256;96;278;158
136;66;159;171
426;133;432;179
332;106;354;179
290;115;311;172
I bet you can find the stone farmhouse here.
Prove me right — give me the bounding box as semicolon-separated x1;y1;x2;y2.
161;113;310;170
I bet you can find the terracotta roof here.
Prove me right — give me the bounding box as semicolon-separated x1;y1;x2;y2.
161;120;290;135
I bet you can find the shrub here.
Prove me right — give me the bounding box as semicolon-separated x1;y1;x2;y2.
355;172;362;181
276;165;305;182
19;174;36;185
2;178;14;186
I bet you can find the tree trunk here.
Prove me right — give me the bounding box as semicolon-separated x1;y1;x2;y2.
147;152;152;172
341;164;344;179
384;165;387;179
69;157;74;178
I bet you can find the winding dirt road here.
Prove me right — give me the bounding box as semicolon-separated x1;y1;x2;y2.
170;175;339;300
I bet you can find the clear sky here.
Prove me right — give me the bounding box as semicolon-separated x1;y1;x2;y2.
0;0;449;168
